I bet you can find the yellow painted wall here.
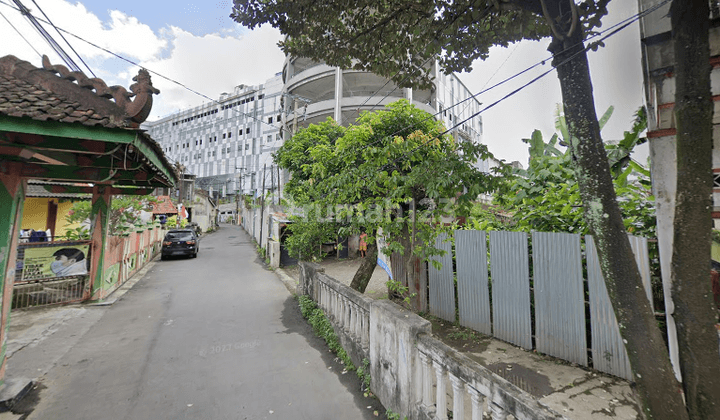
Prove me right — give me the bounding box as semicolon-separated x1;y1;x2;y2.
21;198;87;240
55;200;84;237
21;198;48;232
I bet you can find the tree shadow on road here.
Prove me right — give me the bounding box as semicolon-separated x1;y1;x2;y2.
279;296;389;420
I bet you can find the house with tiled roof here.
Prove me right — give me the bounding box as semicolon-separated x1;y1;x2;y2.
151;195;179;216
21;180;91;241
0;54;177;388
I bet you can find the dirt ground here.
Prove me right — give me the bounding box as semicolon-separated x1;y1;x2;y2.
283;257;391;300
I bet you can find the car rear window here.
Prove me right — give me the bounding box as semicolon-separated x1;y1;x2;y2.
165;232;194;241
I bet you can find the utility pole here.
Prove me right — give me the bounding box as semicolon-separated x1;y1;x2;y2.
293;99;298;134
271;165;275;205
258;164;267;246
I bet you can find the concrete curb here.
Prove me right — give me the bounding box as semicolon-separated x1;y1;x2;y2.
275;268;299;296
0;378;33;412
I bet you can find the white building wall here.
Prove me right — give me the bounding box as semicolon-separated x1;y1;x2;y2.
282;59;489;172
143;74;285;197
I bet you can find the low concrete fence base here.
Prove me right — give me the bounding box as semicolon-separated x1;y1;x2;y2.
297;262;566;420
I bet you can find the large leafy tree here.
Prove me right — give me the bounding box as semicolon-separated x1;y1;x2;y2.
275;100;497;294
232;1;719;418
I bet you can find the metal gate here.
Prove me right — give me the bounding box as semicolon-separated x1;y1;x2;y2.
13;240;91;309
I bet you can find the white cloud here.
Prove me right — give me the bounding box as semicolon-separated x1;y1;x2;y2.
0;0;166;65
0;0;284;122
141;24;284;120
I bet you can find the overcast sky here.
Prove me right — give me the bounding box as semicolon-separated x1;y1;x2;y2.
0;0;648;166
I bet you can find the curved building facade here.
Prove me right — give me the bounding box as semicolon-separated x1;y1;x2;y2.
282;57;487;171
142;58;488;199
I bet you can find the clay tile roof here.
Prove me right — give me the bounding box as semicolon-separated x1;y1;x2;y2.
25;181;91;199
152;195;178;214
0;55;159;129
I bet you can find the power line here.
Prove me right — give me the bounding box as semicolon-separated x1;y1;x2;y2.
10;0;80;72
0;7;41;58
0;0;287;136
300;0;670;173
29;0;95;77
0;0;667;189
321;0;672;190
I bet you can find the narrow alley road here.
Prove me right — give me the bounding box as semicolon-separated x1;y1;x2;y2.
25;224;383;420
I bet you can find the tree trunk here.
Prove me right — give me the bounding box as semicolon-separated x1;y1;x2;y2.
349;241;377;293
670;1;720;418
544;1;688;418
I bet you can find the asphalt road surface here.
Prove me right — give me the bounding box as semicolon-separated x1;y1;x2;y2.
25;224;385;420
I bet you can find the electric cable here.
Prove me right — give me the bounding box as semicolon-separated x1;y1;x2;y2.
313;0;672;192
29;0;96;77
0;7;41;58
0;0;287;137
376;0;670;177
10;0;80;72
299;0;671;172
0;0;668;192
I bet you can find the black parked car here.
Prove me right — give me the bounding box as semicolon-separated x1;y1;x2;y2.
161;229;199;260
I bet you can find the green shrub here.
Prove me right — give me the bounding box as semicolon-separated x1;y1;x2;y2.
297;295;354;369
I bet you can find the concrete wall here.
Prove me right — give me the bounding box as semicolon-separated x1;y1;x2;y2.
297;262;564;420
369;300;431;417
239;203;277;251
268;240;280;268
190;195;215;233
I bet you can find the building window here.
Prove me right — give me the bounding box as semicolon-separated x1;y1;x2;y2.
268;117;273;124
245;144;249;150
258;94;264;99
713;171;720;189
246;128;250;134
223;133;226;139
276;133;281;141
228;132;232;138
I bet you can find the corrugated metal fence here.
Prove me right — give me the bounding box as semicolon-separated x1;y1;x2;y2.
427;229;652;380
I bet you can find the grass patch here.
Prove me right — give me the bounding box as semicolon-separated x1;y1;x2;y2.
298;295;355;370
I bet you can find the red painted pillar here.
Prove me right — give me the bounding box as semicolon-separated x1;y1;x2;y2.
0;164;26;385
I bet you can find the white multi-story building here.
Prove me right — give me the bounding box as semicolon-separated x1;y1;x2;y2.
283;57;487;170
143;73;284;197
143;60;487;198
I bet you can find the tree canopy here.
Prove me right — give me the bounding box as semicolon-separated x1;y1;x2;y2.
232;0;608;88
276;100;497;279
